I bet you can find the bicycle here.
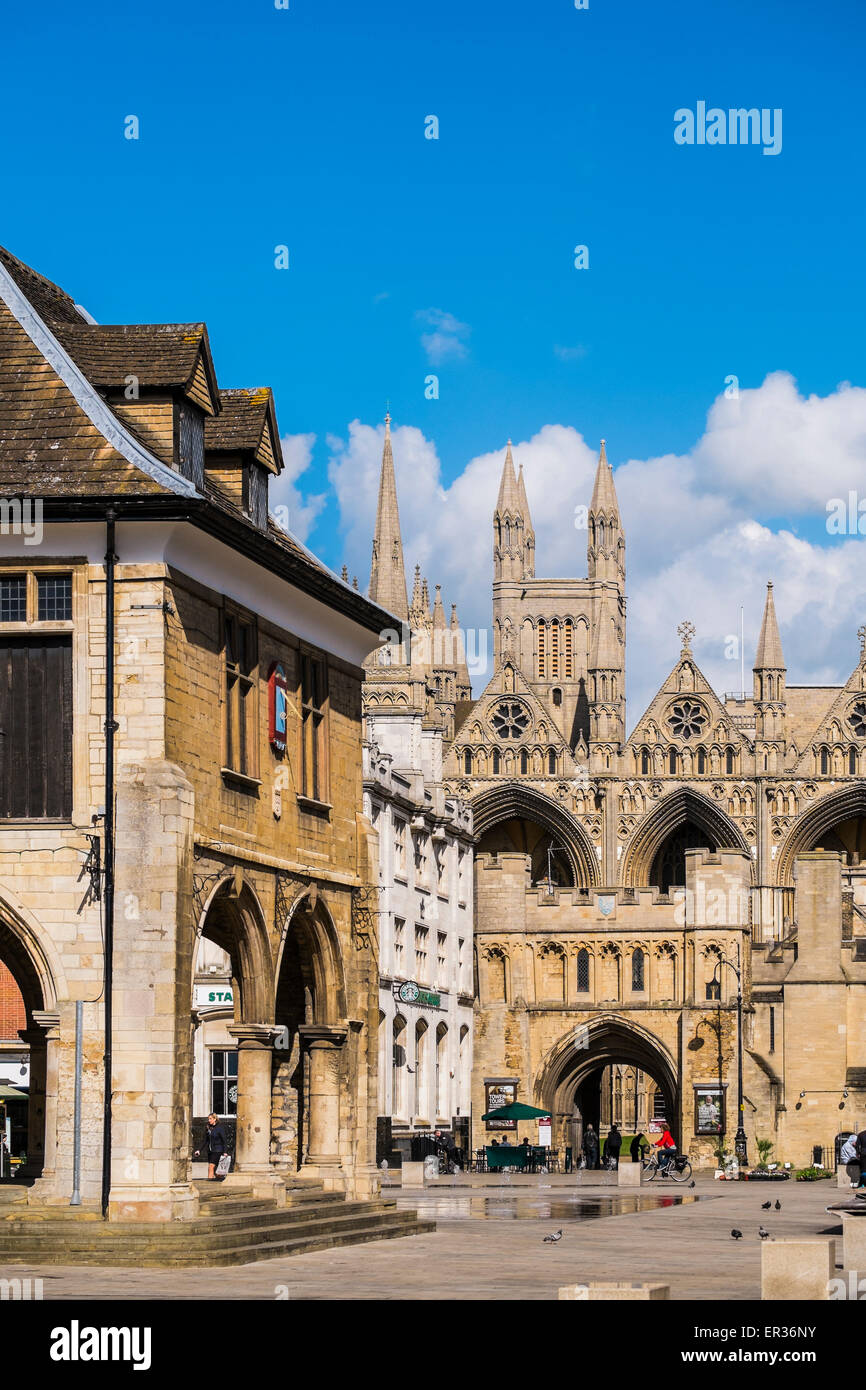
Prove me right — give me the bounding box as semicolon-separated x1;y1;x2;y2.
642;1151;692;1183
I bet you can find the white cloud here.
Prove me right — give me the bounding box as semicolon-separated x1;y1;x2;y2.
415;308;470;364
553;344;588;361
271;433;327;542
320;375;866;729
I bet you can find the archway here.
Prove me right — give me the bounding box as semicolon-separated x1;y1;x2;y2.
0;895;63;1183
621;789;752;889
777;786;866;886
535;1015;679;1158
471;784;600;888
271;890;348;1172
196;877;275;1179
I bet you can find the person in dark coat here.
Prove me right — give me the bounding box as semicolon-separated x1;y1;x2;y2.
603;1123;622;1169
630;1131;647;1164
194;1112;229;1181
856;1129;866;1188
582;1123;599;1170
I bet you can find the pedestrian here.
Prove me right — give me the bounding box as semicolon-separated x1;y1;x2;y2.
603;1123;622;1170
583;1123;599;1170
841;1131;860;1188
630;1131;647;1164
856;1127;866;1188
194;1112;229;1181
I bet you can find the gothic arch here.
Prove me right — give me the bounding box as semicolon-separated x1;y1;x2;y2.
776;784;866;886
620;788;753;888
274;886;348;1026
535;1014;679;1129
198;875;275;1024
470;783;600;888
0;888;64;1017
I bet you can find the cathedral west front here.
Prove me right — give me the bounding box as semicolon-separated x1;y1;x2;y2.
368;428;866;1171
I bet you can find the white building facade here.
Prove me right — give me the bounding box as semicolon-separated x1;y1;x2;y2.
363;728;474;1157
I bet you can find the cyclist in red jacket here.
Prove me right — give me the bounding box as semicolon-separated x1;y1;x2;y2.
655;1126;677;1174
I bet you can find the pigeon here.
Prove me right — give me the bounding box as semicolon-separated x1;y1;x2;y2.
688;1180;696;1188
774;1200;782;1211
758;1226;770;1240
731;1229;743;1240
543;1229;563;1243
761;1200;772;1210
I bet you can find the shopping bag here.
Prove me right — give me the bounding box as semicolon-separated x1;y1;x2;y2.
215;1153;232;1177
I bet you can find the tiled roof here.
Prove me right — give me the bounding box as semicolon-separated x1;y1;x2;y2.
205;388;283;472
60;323;215;401
0;299;170;497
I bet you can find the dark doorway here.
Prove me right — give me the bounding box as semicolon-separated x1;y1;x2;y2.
650;820;715;893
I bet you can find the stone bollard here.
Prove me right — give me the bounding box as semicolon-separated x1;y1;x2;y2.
559;1282;669;1301
761;1238;835;1300
840;1210;866;1270
401;1161;425;1187
617;1163;642;1186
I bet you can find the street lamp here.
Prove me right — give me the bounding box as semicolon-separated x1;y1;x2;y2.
711;945;748;1166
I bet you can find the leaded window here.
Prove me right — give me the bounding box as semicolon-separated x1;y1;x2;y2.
667;699;707;740
849;701;866;738
576;948;590;992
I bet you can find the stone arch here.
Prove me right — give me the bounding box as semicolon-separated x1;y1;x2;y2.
0;888;64;1016
776;784;866;886
275;886;347;1026
620;788;753;889
471;783;600;888
198;875;275;1024
535;1014;680;1145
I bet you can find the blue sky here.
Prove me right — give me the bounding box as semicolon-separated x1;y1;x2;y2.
4;0;866;714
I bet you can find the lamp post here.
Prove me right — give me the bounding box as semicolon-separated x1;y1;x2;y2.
712;944;747;1166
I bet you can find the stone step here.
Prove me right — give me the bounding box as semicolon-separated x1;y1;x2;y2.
0;1197;399;1244
0;1206;434;1266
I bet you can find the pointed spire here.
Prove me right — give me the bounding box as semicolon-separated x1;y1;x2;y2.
590;587;621;670
451;602;471;693
588;438;625;583
433;583;446;630
341;564;349;583
754;582;785;670
421;577;430;616
589;438;620;514
496;439;521;513
368;412;408;619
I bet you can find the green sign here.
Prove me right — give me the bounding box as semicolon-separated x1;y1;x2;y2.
418;989;440;1007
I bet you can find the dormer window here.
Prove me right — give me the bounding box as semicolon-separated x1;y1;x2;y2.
177;400;205;487
244;463;268;529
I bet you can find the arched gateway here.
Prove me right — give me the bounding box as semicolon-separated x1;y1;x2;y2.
535;1016;679;1156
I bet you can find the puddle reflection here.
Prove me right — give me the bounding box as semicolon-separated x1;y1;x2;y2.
395;1193;697;1222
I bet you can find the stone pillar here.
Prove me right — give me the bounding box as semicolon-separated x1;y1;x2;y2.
108;761;199;1222
761;1238;835;1300
19;1013;59;1185
300;1025;348;1175
226;1024;284;1197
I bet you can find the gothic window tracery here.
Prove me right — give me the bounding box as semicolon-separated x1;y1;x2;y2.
849;700;866;738
491;700;531;740
667;699;707;740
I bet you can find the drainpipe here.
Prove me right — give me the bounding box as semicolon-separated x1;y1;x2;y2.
101;510;118;1219
70;1000;83;1206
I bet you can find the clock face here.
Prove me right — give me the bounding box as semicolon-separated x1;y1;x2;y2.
398;981;420;1003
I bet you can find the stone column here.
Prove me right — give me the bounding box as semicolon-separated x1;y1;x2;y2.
300;1025;348;1175
19;1012;60;1186
226;1024;283;1183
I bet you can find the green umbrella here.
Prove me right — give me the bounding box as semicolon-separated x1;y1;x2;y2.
480;1101;551;1122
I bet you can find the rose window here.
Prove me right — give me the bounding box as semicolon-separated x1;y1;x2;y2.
668;700;707;741
849;701;866;738
490;701;530;739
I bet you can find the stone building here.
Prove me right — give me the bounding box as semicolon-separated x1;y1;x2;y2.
432;438;866;1168
361;421;475;1160
0;246;395;1219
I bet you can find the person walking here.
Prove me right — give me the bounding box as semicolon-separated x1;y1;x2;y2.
583;1123;599;1170
630;1131;647;1164
194;1112;230;1181
841;1131;860;1188
603;1123;622;1170
856;1127;866;1189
